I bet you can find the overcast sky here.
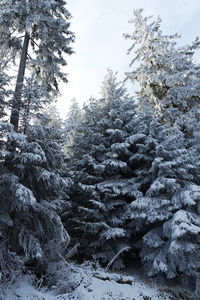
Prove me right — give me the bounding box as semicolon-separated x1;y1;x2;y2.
57;0;200;117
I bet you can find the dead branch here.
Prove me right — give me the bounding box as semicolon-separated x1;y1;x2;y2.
106;246;131;271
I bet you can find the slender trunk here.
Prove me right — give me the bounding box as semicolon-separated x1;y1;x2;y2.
10;31;30;131
23;94;31;134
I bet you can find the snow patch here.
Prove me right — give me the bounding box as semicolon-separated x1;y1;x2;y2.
2;270;174;300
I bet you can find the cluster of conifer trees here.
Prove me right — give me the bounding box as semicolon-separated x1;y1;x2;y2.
1;2;200;295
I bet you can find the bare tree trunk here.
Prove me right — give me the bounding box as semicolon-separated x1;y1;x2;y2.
10;31;30;131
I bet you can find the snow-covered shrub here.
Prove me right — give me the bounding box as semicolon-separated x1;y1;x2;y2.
46;260;93;295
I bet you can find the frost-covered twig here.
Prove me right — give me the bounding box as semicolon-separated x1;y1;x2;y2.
106;247;131;271
58;252;69;266
35;273;47;290
65;243;80;259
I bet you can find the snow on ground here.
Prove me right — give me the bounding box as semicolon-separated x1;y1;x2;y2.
69;271;172;300
1;269;175;300
1;281;56;300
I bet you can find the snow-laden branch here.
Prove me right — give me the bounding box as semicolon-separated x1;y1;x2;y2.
106;246;131;271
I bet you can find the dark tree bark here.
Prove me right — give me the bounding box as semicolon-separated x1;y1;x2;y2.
10;31;30;131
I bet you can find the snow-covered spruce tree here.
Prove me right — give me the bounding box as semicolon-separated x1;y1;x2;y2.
124;9;200;292
130;121;200;275
0;57;11;119
17;73;50;134
63;98;82;156
124;8;200;125
0;58;18;283
0;0;74;282
0;0;74;131
0;87;72;283
63;69;155;269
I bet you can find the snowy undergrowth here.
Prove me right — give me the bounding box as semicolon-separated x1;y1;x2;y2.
0;264;188;300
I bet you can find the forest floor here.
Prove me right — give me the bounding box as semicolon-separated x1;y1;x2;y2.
0;266;197;300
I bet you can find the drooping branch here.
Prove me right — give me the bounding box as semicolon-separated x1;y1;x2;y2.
10;31;30;131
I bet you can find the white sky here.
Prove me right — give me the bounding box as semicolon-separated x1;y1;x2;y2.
57;0;200;118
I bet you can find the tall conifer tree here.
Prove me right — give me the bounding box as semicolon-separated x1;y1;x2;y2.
0;0;74;282
63;69;150;269
0;0;74;131
124;9;200;292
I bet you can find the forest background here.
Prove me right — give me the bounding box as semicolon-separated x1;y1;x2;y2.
1;0;200;299
57;0;200;117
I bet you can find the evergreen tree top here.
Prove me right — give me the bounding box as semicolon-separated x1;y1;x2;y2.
124;9;200;120
0;0;75;94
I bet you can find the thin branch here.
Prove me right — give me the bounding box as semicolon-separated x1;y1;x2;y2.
10;29;16;36
30;37;40;49
65;243;80;259
58;252;69;266
106;247;131;271
17;35;25;39
27;53;32;60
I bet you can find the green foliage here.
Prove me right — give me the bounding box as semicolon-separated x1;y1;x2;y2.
124;8;200;124
0;119;71;269
63;69;150;269
0;1;74;282
124;9;200;292
63;98;83;155
0;0;75;95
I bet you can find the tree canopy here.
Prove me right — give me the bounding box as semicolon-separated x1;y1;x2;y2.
0;0;74;130
1;4;200;298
